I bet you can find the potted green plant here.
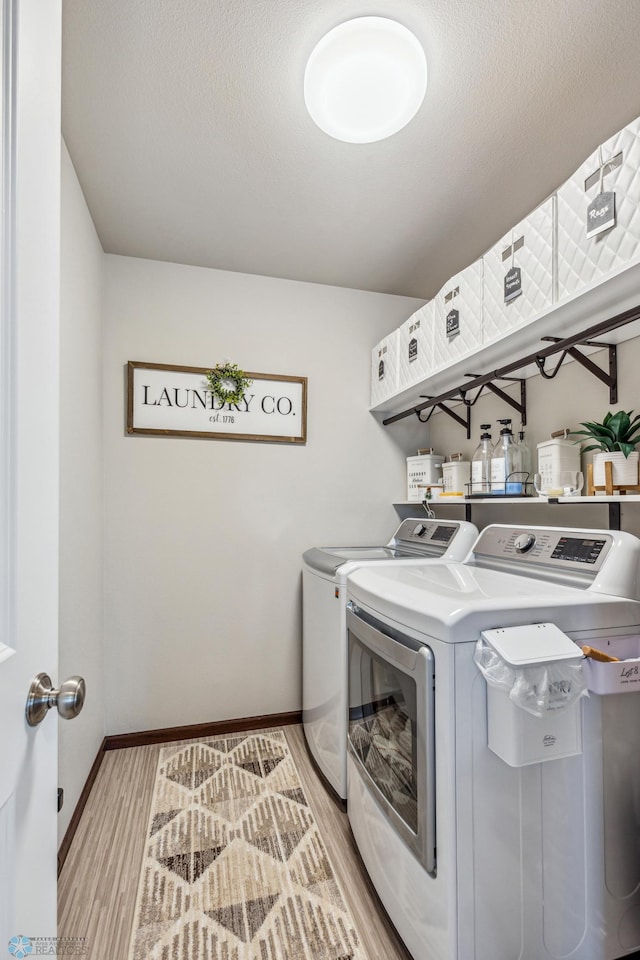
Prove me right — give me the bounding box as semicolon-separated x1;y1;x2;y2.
571;410;640;486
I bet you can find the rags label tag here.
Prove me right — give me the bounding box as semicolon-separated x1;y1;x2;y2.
408;337;418;362
446;308;460;338
504;266;522;303
378;359;385;381
586;191;616;239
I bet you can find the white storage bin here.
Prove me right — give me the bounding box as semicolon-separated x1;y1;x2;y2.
370;328;400;407
483;197;556;346
397;302;435;391
557;115;640;300
581;636;640;694
406;453;444;501
432;260;483;372
478;623;584;767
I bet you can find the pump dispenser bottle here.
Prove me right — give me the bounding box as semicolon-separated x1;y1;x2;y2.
491;419;517;494
471;424;492;494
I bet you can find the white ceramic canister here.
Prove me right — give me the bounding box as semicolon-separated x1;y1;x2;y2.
537;434;581;489
406;452;445;500
441;460;471;493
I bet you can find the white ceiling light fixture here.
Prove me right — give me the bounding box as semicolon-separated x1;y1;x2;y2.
304;16;427;144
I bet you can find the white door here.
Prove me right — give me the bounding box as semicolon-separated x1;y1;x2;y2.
0;0;62;946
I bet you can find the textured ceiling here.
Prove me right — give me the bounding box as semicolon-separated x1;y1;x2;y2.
62;0;640;299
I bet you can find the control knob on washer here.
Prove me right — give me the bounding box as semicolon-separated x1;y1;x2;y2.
413;523;428;537
514;533;536;553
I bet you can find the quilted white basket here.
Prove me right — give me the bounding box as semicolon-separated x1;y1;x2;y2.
432;259;483;373
397;301;435;392
557;115;640;300
483;197;556;346
370;328;400;407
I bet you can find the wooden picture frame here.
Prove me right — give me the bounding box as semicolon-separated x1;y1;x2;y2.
127;361;307;444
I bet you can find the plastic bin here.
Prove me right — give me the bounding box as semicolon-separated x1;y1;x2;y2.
581;636;640;694
477;623;585;767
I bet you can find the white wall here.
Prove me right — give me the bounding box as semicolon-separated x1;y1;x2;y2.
103;256;423;734
59;143;105;842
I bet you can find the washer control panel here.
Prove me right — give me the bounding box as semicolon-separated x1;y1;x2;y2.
473;525;613;573
395;518;459;547
550;536;608;564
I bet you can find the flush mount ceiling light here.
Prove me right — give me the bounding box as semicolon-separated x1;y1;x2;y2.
304;17;427;144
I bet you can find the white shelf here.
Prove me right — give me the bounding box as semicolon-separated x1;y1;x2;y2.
548;495;640;503
394;496;640;506
373;256;640;418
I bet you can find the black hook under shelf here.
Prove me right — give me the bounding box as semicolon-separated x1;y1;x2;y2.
535;351;568;380
415;405;436;424
459;384;486;407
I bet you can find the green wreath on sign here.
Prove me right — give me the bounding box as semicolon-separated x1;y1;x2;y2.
205;362;253;405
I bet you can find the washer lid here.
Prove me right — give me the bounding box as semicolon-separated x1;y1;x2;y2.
347;562;640;643
303;518;478;576
303;545;416;575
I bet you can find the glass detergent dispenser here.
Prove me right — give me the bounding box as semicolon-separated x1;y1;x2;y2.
489;418;530;495
471;423;492;494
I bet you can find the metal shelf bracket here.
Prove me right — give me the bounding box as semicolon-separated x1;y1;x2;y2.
465;375;527;426
416;397;471;438
540;336;618;404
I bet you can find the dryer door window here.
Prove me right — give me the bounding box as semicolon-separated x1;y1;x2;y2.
349;646;418;830
347;604;436;875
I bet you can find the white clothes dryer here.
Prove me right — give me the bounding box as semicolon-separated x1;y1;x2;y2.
346;524;640;960
302;517;477;799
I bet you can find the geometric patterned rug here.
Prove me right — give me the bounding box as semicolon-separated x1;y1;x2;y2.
127;730;366;960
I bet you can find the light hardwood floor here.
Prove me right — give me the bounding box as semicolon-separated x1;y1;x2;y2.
58;724;413;960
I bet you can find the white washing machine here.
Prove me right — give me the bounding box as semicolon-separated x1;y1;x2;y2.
346;524;640;960
302;517;478;799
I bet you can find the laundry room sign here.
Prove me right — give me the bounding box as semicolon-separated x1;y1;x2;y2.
127;361;307;443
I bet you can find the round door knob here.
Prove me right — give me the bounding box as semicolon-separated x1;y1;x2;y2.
25;673;86;727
